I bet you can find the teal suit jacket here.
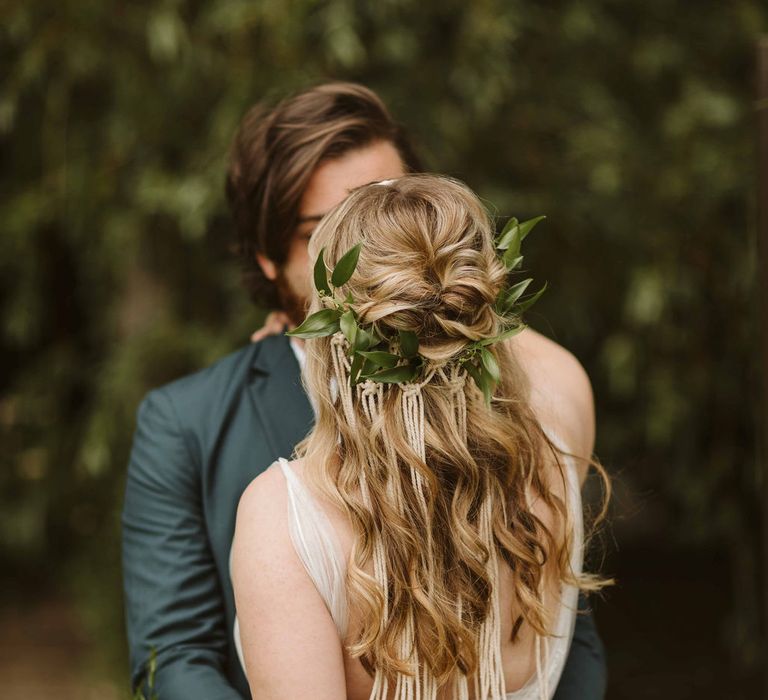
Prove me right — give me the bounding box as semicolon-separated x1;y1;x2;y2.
122;334;605;699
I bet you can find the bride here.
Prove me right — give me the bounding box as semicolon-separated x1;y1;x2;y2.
231;174;611;699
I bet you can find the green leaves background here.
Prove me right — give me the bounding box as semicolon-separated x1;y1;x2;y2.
0;0;764;693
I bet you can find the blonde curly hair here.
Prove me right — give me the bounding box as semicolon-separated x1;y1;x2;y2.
294;174;611;699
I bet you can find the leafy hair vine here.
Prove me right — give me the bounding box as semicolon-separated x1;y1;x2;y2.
287;215;548;404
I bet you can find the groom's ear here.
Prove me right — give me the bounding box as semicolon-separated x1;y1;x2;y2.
256;253;278;281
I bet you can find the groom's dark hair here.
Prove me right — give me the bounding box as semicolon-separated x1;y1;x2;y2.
226;82;422;309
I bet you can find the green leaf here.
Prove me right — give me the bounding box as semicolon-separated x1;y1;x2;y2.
465;360;482;388
504;254;524;270
495;216;519;250
498;278;533;313
399;329;419;358
465;361;493;405
357;350;400;369
480;347;501;383
498;215;545;269
350;351;364;385
354;327;374;351
362;364;418;383
517;215;546;240
369;325;384;345
313;247;331;295
287;322;340;339
478;324;526;345
286;308;341;338
340;309;357;347
515;281;548;313
501;243;524;270
331;242;362;287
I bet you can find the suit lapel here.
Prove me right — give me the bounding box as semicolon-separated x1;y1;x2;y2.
246;334;315;460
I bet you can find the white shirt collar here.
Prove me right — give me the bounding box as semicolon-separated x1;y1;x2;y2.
288;336;306;370
287;336;340;417
287;337;320;417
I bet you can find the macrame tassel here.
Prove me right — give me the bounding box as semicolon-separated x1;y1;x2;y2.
331;344;513;699
356;379;433;700
455;675;471;700
439;366;472;699
440;364;505;699
397;374;440;700
474;495;506;699
400;614;420;700
401;381;432;515
364;477;392;700
398;365;508;700
400;378;435;570
454;596;471;700
356;379;392;700
443;364;468;443
331;333;357;430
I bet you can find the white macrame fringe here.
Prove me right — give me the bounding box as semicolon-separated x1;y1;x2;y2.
329;333;550;699
454;596;471;700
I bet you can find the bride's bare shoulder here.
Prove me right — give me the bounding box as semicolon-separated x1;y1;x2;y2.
508;328;595;480
233;461;288;545
236;457;307;515
231;459;308;597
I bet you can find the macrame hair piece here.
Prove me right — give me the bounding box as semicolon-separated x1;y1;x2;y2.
331;332;391;699
438;365;472;700
330;331;524;699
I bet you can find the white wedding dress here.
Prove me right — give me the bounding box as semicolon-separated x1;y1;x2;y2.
231;431;584;700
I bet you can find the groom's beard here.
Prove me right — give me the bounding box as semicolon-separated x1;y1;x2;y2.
274;269;310;327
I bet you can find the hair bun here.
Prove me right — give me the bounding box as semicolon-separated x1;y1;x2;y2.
313;176;507;360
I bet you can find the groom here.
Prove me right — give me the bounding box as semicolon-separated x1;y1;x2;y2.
122;82;607;699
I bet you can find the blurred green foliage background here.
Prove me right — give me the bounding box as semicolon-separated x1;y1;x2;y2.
1;1;765;697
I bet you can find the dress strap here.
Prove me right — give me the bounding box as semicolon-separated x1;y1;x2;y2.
539;425;583;530
536;426;585;697
277;458;349;638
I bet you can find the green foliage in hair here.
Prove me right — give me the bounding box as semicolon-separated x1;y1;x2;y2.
287;215;548;402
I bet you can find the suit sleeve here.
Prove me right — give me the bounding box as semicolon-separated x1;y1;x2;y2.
553;592;607;700
122;388;244;700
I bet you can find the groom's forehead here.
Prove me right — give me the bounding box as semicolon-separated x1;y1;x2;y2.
297;141;406;224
